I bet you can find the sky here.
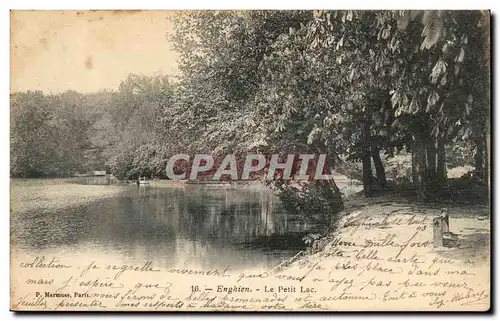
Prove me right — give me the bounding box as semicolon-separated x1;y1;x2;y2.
10;10;180;93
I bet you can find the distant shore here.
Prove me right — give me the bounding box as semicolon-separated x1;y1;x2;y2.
10;179;132;214
10;175;361;214
9;178;271;214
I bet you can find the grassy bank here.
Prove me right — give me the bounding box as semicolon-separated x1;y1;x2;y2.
270;183;490;310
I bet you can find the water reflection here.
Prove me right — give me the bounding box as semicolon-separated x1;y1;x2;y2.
12;185;320;270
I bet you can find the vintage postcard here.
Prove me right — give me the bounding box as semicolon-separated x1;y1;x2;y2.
10;10;491;311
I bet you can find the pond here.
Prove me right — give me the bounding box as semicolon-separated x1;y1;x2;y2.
11;182;332;271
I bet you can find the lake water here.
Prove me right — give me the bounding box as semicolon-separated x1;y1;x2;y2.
11;184;330;271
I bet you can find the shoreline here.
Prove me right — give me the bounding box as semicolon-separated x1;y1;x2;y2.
10;179;491;310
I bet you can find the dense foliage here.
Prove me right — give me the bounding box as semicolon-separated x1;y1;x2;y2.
11;11;490;213
11;91;109;177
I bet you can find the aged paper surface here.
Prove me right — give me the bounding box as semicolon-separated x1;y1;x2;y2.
10;10;491;311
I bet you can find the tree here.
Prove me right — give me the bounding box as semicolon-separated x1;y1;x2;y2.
104;74;175;179
295;10;490;200
11;91;56;177
11;90;113;177
384;10;490;198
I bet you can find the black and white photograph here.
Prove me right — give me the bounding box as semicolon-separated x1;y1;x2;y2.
9;10;491;311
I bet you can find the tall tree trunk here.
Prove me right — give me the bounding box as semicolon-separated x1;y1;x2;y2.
426;135;438;199
426;137;437;175
474;137;484;180
362;118;373;197
413;133;428;202
412;146;418;187
436;136;447;183
371;142;387;187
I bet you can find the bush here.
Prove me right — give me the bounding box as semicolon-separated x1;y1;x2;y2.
385;153;412;184
266;179;344;223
